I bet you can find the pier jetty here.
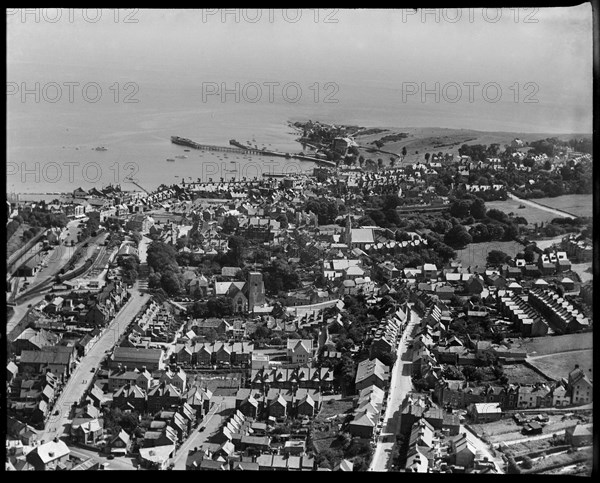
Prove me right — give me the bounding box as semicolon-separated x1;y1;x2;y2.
170;136;336;167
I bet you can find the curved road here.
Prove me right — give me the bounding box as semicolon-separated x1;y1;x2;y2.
507;193;575;220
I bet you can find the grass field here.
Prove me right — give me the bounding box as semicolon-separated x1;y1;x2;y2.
532;195;593;218
516;333;593;357
455;240;524;269
502;363;551;385
570;262;593;283
528;350;593;381
485;199;560;226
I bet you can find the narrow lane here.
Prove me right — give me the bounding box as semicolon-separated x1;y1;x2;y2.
369;304;420;471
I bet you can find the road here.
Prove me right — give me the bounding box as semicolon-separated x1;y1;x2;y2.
527;348;592;361
69;445;139;471
507;193;575;220
462;424;505;473
170;396;233;470
40;289;151;443
501;431;558;447
369;305;420;472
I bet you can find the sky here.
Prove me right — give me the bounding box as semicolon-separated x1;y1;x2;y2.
7;6;594;133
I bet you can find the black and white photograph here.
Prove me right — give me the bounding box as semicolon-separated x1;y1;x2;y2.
5;7;594;474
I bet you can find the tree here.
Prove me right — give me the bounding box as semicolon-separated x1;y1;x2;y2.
424;153;430;162
444;224;472;248
401;146;407;159
412;378;429;392
206;296;233;317
450;199;472;219
275;213;289;229
487;250;510;266
470;197;487;219
161;270;182;295
222;215;239;234
227;235;247;266
147;241;179;273
521;456;533;469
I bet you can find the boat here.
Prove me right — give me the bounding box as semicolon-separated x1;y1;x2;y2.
184;149;190;152
166;158;175;162
518;204;526;209
94;146;108;151
175;155;187;159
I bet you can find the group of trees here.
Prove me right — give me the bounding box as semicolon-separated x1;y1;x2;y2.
190;296;233;319
458;143;501;162
78;211;101;240
304;198;339;225
262;259;301;295
147;241;185;296
118;252;140;285
445;197;522;246
11;203;70;230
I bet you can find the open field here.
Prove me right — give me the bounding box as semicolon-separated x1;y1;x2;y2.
316;398;354;422
532;195;593;218
528;349;593;381
516;333;593;357
311;398;354;454
485;199;560;226
455;240;524;269
570;262;593;283
502;363;551;385
353;127;587;166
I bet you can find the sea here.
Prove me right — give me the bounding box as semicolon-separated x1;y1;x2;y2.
7;63;593;198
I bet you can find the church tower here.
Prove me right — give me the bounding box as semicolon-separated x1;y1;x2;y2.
247;272;265;312
344;212;352;246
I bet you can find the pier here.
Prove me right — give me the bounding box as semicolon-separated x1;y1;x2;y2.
171;136;336;167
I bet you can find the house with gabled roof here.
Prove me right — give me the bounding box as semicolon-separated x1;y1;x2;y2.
568;366;593;405
26;438;70;470
355;358;388;392
565;423;593;447
267;392;289;418
108;429;131;455
112;383;147;412
450;431;478;468
286;338;314;364
347;409;376;438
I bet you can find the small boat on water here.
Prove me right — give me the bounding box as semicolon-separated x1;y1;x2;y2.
184;149;190;152
166;158;175;162
175;155;187;159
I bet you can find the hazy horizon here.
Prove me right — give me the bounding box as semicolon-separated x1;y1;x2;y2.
8;7;593;134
